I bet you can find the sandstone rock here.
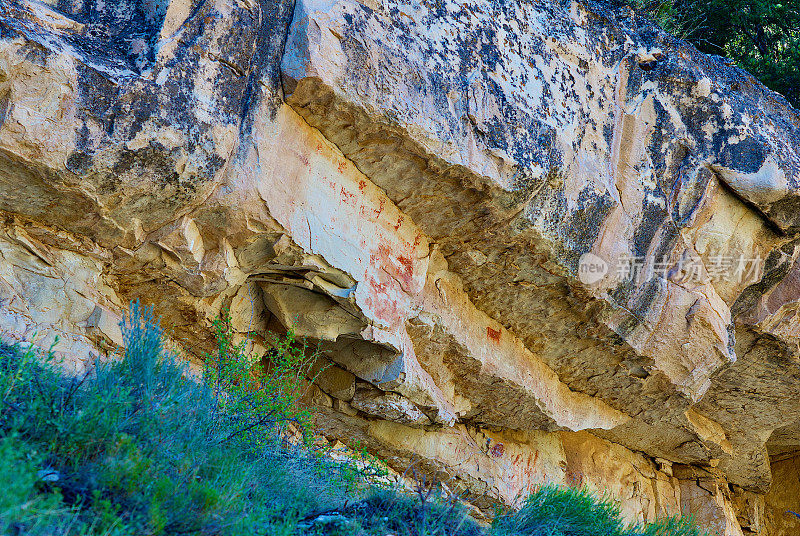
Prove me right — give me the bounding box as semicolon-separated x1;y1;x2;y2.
309;358;357;401
763;455;800;536
680;478;746;536
350;383;431;427
2;0;800;532
281;0;800;496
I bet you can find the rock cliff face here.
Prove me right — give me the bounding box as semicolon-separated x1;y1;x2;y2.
1;0;800;533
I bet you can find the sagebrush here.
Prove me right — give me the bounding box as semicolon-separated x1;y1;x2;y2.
0;301;707;536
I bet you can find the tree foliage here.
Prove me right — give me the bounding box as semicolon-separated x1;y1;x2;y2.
634;0;800;107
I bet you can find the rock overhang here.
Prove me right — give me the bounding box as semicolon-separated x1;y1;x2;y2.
280;0;800;492
1;0;800;532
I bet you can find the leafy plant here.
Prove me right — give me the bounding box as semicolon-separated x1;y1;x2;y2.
203;310;317;448
0;302;711;536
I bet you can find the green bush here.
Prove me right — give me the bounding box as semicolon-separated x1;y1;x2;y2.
333;488;483;536
0;302;708;536
492;485;625;536
492;484;706;536
203;310;316;448
0;302;363;534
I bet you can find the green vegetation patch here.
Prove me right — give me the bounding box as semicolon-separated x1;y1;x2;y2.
0;302;707;536
629;0;800;107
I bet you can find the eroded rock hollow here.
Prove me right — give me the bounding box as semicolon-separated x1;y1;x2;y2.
1;0;799;533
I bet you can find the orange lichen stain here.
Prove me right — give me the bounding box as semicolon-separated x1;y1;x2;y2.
487;326;501;344
340;186;357;206
397;255;414;283
359;197;385;221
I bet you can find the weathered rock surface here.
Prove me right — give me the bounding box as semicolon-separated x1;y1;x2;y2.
2;0;800;532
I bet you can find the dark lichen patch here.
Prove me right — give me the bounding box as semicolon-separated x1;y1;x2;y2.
74;63;122;139
731;240;800;319
94;171;124;196
117;79;168;142
65;151;93;175
531;187;615;274
631;196;668;259
764;195;800;233
614;278;662;339
17;39;50;66
106;149;186;204
638;60;658;72
0;19;15;40
237;0;296;134
55;0;166;72
609;276;637;308
720;136;770;175
111;146;174;178
650;218;681;265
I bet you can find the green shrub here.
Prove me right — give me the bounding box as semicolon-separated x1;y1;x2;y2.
0;435;83;535
203;310;316;448
329;488;482;536
492;485;625;536
492;485;707;536
0;302;710;536
0;302;362;534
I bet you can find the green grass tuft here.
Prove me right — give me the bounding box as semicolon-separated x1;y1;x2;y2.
492;485;707;536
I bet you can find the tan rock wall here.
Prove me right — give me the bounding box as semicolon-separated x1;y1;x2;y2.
763;455;800;536
2;0;800;533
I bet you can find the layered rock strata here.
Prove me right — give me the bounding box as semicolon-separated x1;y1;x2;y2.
1;0;800;533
